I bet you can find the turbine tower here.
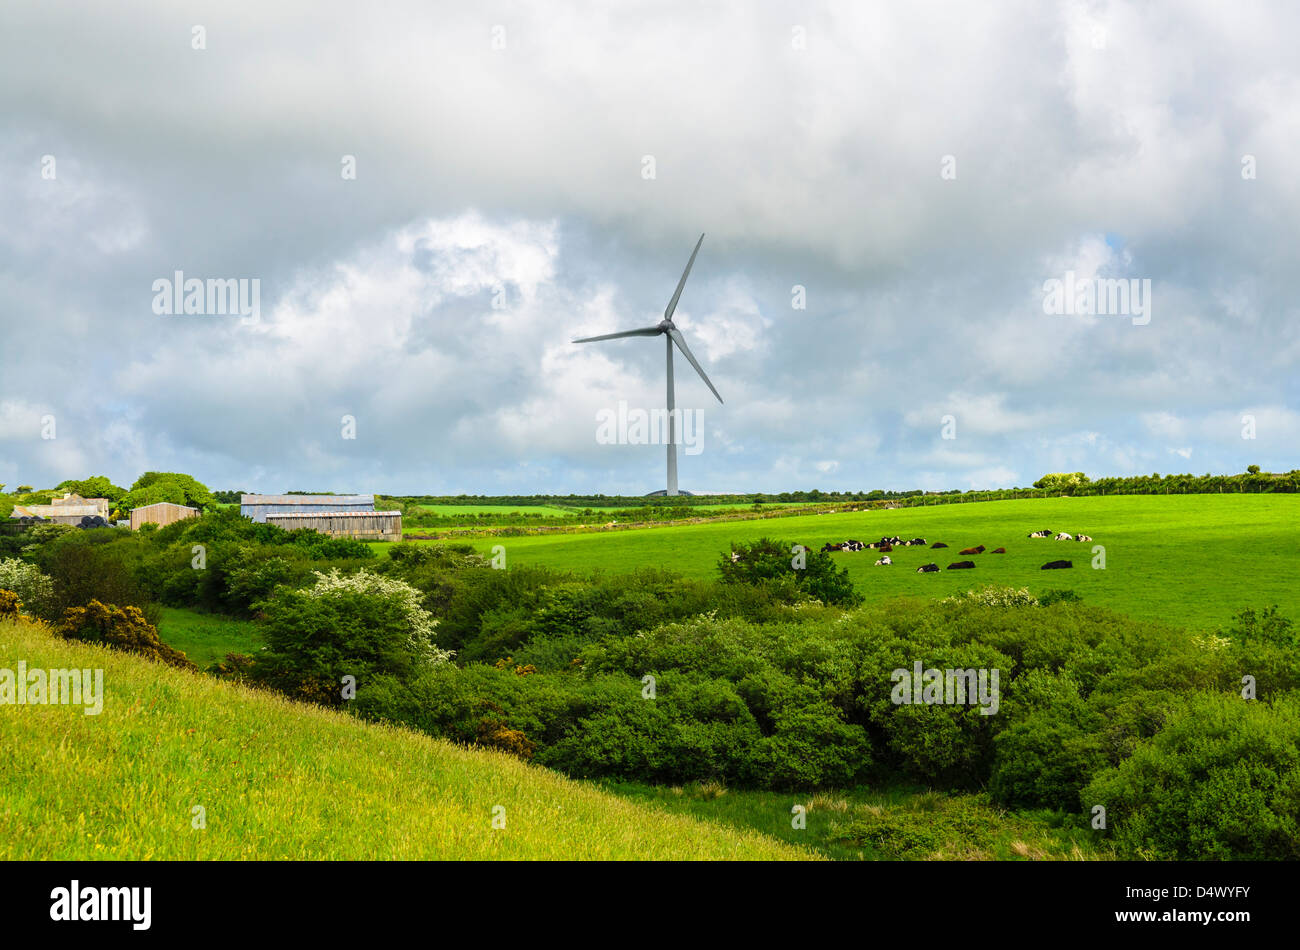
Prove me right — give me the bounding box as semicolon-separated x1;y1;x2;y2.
573;233;723;496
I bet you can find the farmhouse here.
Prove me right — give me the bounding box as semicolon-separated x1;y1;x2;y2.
10;493;111;525
130;502;199;530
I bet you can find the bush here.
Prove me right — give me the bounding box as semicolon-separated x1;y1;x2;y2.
54;600;196;670
252;569;451;705
1083;692;1300;859
718;537;861;607
0;558;55;618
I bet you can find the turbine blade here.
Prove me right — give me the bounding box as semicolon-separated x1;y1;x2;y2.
663;233;705;321
668;328;723;404
572;326;664;343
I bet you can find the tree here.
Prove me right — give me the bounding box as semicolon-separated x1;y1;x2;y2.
1247;464;1261;474
55;475;126;502
718;537;862;606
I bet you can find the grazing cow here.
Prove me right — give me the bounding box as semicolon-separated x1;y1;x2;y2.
1041;560;1073;570
1054;532;1073;541
947;560;976;570
874;556;892;566
931;542;948;549
1028;529;1052;538
916;563;940;573
1075;534;1093;542
992;547;1006;554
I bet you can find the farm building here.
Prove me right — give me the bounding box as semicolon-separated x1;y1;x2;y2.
266;511;403;542
129;502;199;530
240;494;376;523
10;493;111;525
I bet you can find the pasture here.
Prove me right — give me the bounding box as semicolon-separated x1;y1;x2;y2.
407;495;1300;631
0;618;813;861
158;606;262;669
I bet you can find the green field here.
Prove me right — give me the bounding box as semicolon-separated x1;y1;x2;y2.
416;504;575;517
409;495;1298;631
157;606;263;669
0;618;814;860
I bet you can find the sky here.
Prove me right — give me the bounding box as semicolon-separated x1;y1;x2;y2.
1;0;1297;496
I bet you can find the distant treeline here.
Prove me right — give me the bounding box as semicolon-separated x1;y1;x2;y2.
387;468;1300;510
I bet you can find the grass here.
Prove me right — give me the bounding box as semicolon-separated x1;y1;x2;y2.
415;504;575;517
0;618;816;860
602;781;1111;861
401;495;1299;631
157;606;262;669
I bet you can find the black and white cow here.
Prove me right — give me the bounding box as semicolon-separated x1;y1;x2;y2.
1074;534;1093;542
1054;532;1074;541
1028;529;1052;538
916;563;940;573
874;555;892;566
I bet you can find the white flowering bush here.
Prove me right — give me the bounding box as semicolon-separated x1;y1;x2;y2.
943;585;1040;608
0;558;55;617
307;568;451;664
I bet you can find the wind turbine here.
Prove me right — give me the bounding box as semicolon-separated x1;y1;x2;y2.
573;233;723;497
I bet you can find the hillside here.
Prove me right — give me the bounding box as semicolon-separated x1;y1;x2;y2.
432;495;1300;630
0;618;814;860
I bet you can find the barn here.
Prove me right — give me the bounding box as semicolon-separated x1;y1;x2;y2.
130;502;199;530
9;492;112;525
265;510;403;542
240;494;376;523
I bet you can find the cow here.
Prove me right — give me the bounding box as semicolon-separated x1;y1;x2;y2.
931;541;948;549
916;563;940;573
874;556;892;566
1028;529;1052;538
1054;532;1073;541
821;542;844;553
845;540;865;551
992;547;1006;554
1075;534;1093;542
879;543;893;553
959;546;980;555
909;538;926;546
1041;560;1073;570
947;561;976;570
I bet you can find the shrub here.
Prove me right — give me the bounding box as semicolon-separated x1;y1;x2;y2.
0;559;55;617
1083;692;1300;859
943;585;1039;608
54;600;196;670
0;589;21;619
253;569;451;705
718;537;861;607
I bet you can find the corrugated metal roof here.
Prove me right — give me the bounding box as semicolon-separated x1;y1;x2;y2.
241;494;374;505
132;502;199;512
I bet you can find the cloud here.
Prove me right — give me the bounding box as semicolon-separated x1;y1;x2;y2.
1;1;1297;493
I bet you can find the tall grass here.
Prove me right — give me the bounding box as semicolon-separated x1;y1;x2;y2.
0;618;814;861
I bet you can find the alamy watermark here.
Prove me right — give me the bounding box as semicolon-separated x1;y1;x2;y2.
595;401;704;455
1042;271;1151;326
890;661;1000;715
0;662;103;715
152;271;260;324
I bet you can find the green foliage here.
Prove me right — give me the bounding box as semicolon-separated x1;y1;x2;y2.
54;475;125;503
718;537;862;607
1083;692;1300;859
1032;472;1091;492
253;569;450;705
0;559;55;617
124;472;215;512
